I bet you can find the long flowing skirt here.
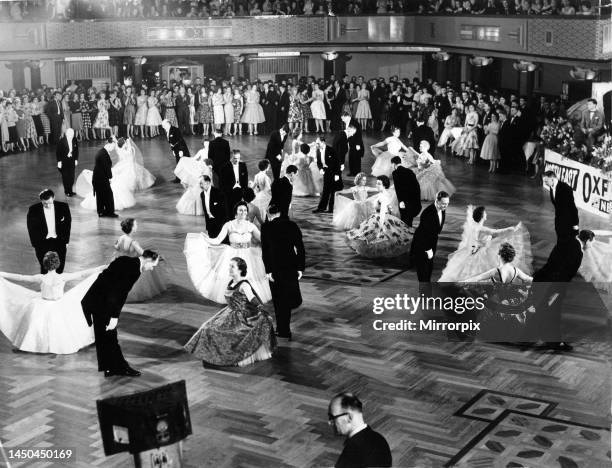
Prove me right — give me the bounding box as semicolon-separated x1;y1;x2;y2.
309;161;323;194
251;190;272;219
416;164;456;201
333;191;375;231
145;107;163;126
371;148;396;177
346;213;412;258
310;100;326;120
579;239;612;294
75;170;136;211
134;105;147;125
183;234;272;304
0;275;97;354
439;223;533;282
177;185;204;216
480;134;500;161
127;265;169;302
355;100;372;119
241;103;265;124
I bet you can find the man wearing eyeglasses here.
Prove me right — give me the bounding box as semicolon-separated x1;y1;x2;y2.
328;393;392;468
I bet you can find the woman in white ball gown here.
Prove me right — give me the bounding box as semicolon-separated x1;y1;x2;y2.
308;137;324;195
370;126;412;177
281;131;316;196
184;201;272;304
439;205;533;282
0;251;103;354
76;137;154;210
413;140;456;201
579;229;612;294
251;159;273;215
346;175;411;258
333;172;377;231
175;141;212;216
184;257;276;367
114;218;169;302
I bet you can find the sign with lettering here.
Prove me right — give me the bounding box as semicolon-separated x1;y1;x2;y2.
544;149;611;218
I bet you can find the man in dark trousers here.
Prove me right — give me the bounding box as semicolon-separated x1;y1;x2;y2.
162;119;191;183
341;112;364;176
82;251;160;377
266;84;280;133
313;137;342;213
219;149;249;215
93;138;117;217
266;124;289;180
27;189;71;274
277;85;290;127
56;128;78;197
328;393;392;468
261;203;305;340
528;230;587;352
391;156;421;227
542;170;579;241
332;124;352;171
47;91;64;144
271;164;297;218
410;190;450;282
175;86;191;136
200;175;226;238
208;128;231;186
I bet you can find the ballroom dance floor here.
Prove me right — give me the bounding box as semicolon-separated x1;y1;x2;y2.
0;133;610;467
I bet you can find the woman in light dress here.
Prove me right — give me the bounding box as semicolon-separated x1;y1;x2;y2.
452;103;479;164
440;205;532;282
114;219;168;302
145;90;162;138
183;202;272;304
480;113;501;173
184;257;276;367
0;251;103;354
93;92;110;140
414;140;456;201
242;188;266;228
308;137;324;194
346;175;411;258
241;84;266;135
187;87;197;134
134;88;148;138
437;108;462;148
175;141;213;216
291;142;317;197
370;126;411;177
310;83;326;133
287;87;303;133
251;159;273;215
223;87;234;136
212;88;225;132
578;230;612;294
354;84;372;131
333;172;377;230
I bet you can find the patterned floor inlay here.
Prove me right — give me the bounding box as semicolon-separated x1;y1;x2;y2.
456;390;557;422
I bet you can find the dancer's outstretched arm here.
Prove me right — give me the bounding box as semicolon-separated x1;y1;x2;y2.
0;271;42;283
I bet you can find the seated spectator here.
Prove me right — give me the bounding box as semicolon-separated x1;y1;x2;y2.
303;0;314;13
560;0;575;13
482;0;500;14
250;1;262;14
262;0;273;12
578;0;594;14
376;0;388;12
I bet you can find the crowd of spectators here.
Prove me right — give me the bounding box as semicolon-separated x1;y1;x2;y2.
0;0;604;20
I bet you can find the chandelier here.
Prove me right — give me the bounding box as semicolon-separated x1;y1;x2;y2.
569;67;597;80
513;60;537;72
431;52;451;62
469;56;493;67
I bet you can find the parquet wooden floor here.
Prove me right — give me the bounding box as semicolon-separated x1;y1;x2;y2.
0;132;610;468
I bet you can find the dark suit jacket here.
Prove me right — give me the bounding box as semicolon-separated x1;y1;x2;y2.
200;186;226;221
92;148;113;186
27;201;71;247
347;118;364;157
412;125;436;153
332;131;349;164
278;91;290;122
261;217;305;274
265;130;288;166
219;161;248;193
550;181;579;238
208;137;231;173
411;203;445;255
270;176;293;214
81;256;141;326
167;125;190;158
335;426;392;468
46;100;63;120
393;166;422;217
56;136;79;164
533;237;583;283
316;145;342;189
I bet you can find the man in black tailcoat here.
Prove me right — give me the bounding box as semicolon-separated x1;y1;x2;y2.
332;124;353;171
261;204;305;340
391;156;421;228
208;128;231;186
92;138;117;217
265;124;289;180
409;191;450;282
47;91;64;144
162;119;191;183
277;85;290;127
341;112;364;176
219;149;249;215
271;164;297;218
27;189;71;274
200;175;226;238
313;137;342;213
82;251;160;377
175;86;191;136
56;128;78;197
412;118;436;153
542;170;579;241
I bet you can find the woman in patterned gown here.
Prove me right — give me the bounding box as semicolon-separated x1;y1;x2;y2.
0;251;103;354
346;175;411;258
183;201;272;304
184;257;276;367
287;87;302;133
414;140;456;200
93;92;110;140
439;205;532;282
198;89;212;137
232;88;244;136
145;90;162;138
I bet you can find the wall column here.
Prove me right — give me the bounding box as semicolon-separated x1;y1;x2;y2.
6;61;26;90
27;61;42;90
131;56;144;87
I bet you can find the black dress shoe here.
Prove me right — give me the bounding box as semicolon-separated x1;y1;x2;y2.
106;213;119;218
173;177;181;183
326;209;333;213
122;367;141;377
65;192;73;197
69;191;76;196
